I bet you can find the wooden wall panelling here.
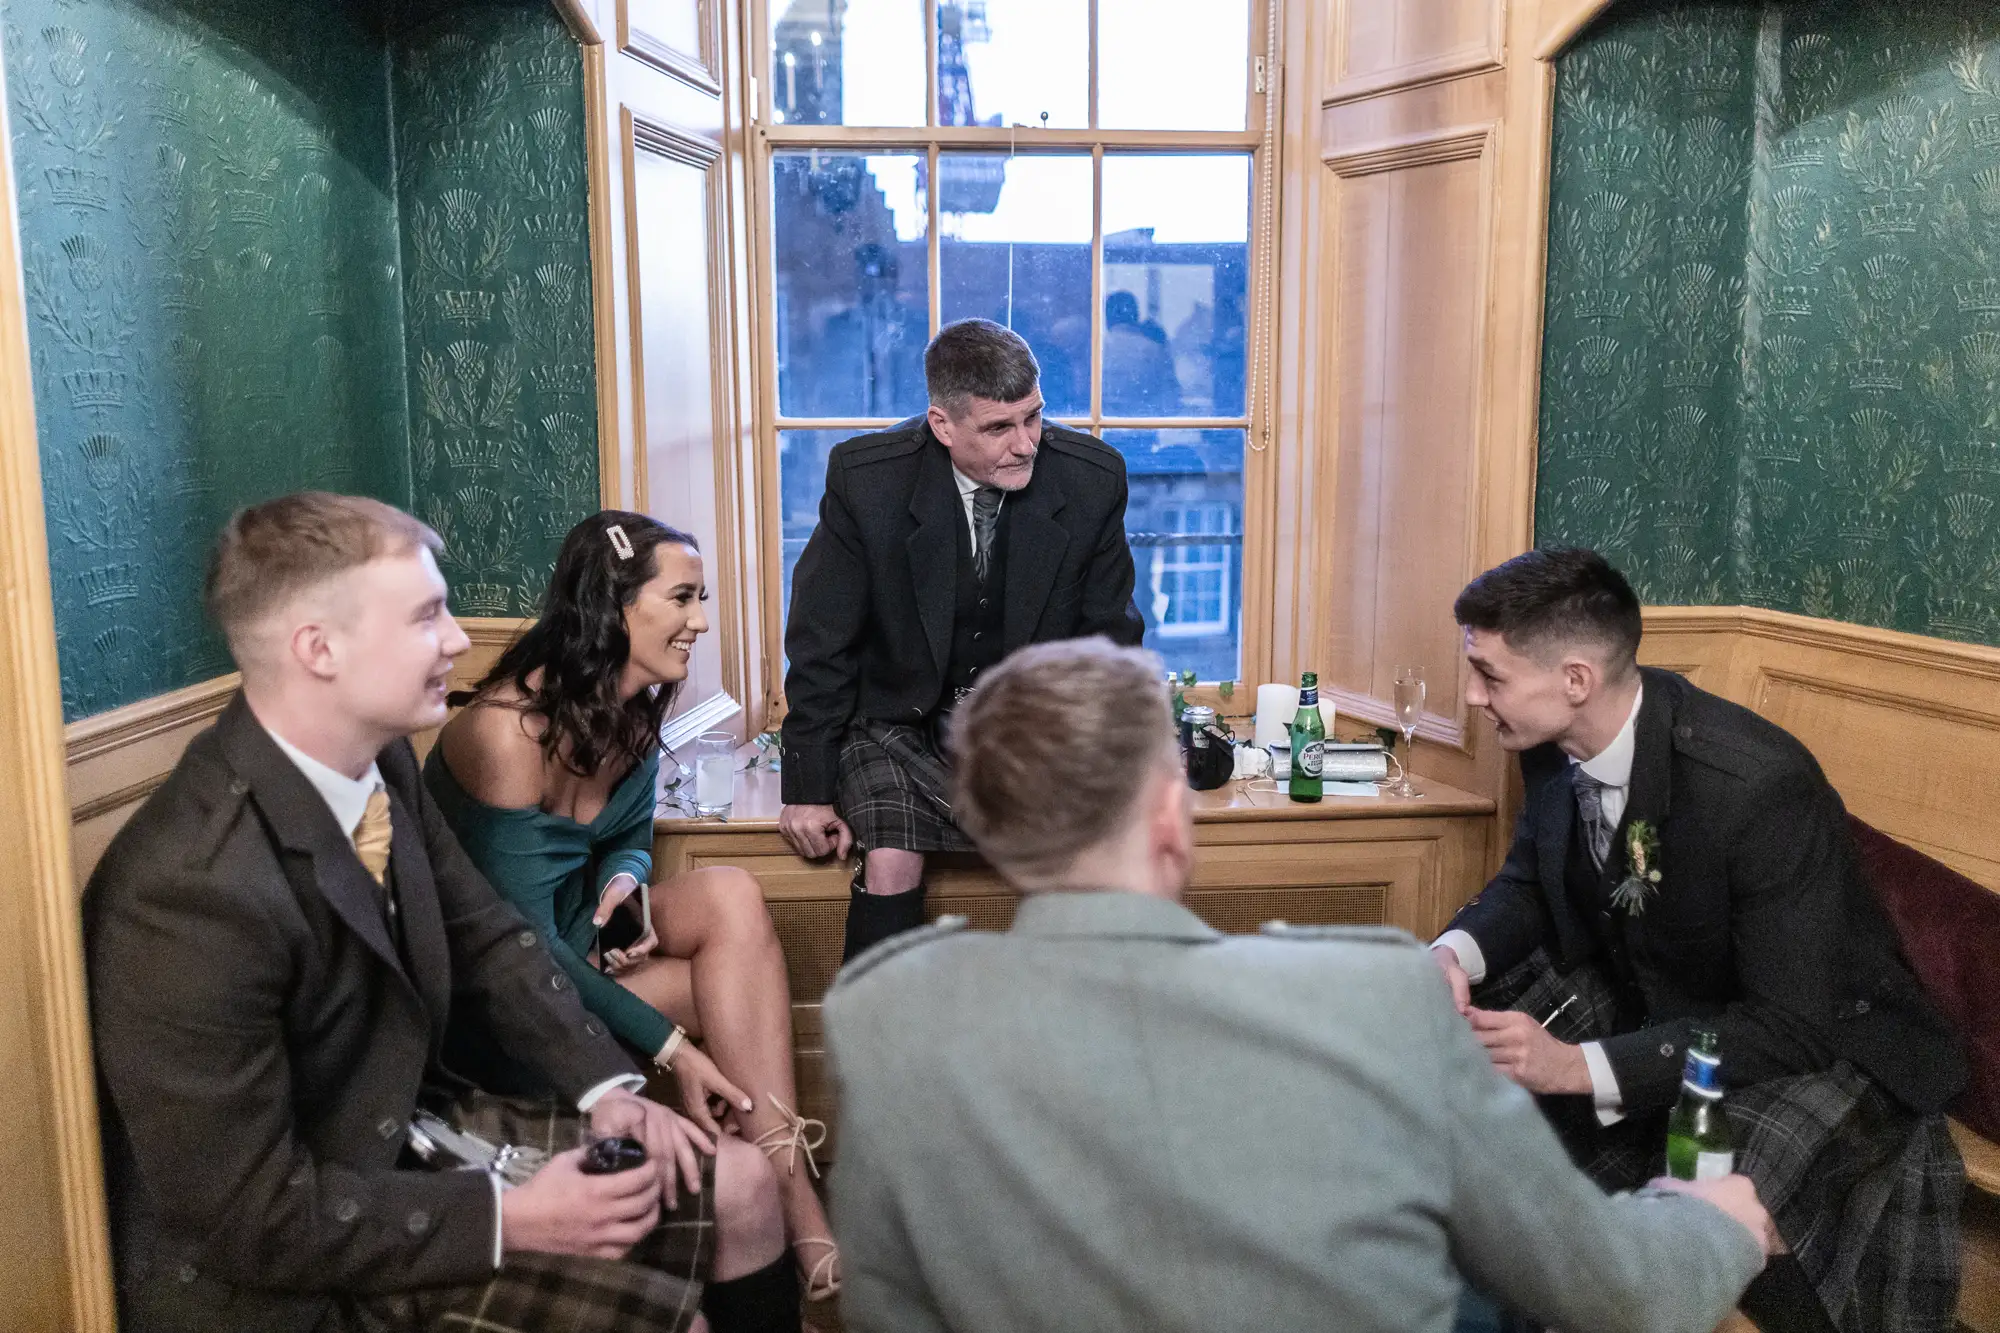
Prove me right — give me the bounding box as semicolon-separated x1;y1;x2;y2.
0;23;116;1326
620;0;722;94
1327;0;1506;106
1641;607;2000;892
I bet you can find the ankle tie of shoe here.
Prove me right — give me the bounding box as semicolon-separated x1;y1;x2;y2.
751;1095;827;1180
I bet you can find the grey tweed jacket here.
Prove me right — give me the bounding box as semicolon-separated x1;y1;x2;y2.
825;891;1765;1333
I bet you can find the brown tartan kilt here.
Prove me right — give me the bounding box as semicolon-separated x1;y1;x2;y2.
350;1092;713;1333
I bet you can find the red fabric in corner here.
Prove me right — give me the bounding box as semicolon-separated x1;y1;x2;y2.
1848;816;2000;1142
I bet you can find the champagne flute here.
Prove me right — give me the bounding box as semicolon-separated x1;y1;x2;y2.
1391;666;1426;798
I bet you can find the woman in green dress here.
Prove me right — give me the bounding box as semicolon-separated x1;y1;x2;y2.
426;510;838;1302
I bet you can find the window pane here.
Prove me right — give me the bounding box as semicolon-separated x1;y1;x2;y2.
1105;427;1245;681
1099;0;1249;131
770;0;924;127
938;0;1088;129
773;152;930;418
938;153;1092;417
1102;155;1250;418
778;427;869;627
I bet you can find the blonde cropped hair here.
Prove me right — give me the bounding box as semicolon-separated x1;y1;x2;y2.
947;637;1176;884
205;492;441;662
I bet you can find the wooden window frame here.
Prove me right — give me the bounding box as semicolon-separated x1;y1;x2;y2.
738;0;1284;723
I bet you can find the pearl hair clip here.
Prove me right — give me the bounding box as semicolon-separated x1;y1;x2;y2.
607;524;634;560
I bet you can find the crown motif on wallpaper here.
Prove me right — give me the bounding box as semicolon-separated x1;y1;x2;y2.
64;368;127;410
1665;358;1720;390
1859;203;1923;237
1766;285;1816;318
1943;435;2000;478
171;457;219;497
224;189;278;229
518;54;570;91
47;166;109;212
522;209;578;246
1845;358;1907;393
440;433;509;472
429;136;488;177
80;563;141;607
1669;215;1729;250
1571;287;1631;322
1549;430;1620;464
1955;279;2000;315
1577;140;1644;177
1684;60;1738;97
1771;136;1827;171
1751;430;1807;464
160;269;202;314
1926;598;1990;640
531;363;591;396
1970;115;2000;153
456;582;515;617
307;282;347;321
437;289;495;327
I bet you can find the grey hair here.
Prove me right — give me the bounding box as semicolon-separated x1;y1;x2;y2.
924;318;1041;416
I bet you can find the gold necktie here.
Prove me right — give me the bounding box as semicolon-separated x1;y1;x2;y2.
353;788;393;885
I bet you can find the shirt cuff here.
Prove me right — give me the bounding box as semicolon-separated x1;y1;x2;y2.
576;1073;647;1112
490;1172;505;1269
1431;929;1487;985
1581;1041;1627;1125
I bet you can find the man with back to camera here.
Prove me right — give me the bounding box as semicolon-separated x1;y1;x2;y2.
824;635;1775;1333
779;317;1145;962
83;492;802;1333
1431;546;1967;1333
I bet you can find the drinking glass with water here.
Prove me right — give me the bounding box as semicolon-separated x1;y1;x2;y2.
693;731;736;817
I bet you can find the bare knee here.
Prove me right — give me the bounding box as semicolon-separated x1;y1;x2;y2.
711;1133;785;1277
687;866;777;942
864;848;924;895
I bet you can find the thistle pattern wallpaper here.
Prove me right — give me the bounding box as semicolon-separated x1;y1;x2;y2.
3;0;597;720
1538;1;2000;647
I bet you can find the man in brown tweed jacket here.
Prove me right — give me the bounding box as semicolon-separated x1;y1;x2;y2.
84;494;798;1333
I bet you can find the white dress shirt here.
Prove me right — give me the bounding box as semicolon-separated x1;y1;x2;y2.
1434;683;1644;1121
264;723;642;1266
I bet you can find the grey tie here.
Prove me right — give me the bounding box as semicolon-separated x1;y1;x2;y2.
971;486;1003;582
1573;770;1612;871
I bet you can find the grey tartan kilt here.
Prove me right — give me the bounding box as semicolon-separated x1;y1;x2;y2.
1481;951;1962;1333
350;1090;714;1333
836;719;975;854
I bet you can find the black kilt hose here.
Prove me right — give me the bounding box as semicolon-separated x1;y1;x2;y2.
353;1092;714;1333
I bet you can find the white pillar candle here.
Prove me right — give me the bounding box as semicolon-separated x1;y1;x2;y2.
1254;683;1299;748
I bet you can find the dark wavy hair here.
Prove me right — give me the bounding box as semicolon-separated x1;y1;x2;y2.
457;510;700;778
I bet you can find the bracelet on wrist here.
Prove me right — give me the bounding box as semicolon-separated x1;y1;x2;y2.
656;1026;687;1070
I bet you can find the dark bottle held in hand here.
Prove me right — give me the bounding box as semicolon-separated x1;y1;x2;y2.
580;1134;649;1175
1665;1027;1734;1181
1289;672;1325;803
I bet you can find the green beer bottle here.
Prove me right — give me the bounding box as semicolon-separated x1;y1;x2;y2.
1289;672;1325;803
1665;1027;1734;1181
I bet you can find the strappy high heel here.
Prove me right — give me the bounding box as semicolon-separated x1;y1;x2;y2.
751;1097;840;1300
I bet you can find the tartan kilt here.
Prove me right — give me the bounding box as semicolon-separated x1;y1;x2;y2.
350;1092;713;1333
836;719;974;854
1479;952;1963;1333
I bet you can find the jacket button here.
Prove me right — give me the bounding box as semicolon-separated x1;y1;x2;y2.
334;1199;361;1224
911;706;923;717
1854;999;1871;1015
550;973;567;991
584;1019;604;1038
227;779;248;796
406;1210;431;1236
518;930;537;948
1660;1042;1675;1057
979;598;989;609
1676;725;1692;740
178;1264;197;1284
972;631;983;642
378;1117;401;1140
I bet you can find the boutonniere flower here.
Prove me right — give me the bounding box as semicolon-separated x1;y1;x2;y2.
1609;819;1664;916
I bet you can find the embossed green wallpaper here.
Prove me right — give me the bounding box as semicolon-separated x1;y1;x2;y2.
3;0;597;719
395;2;601;621
1538;1;2000;647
